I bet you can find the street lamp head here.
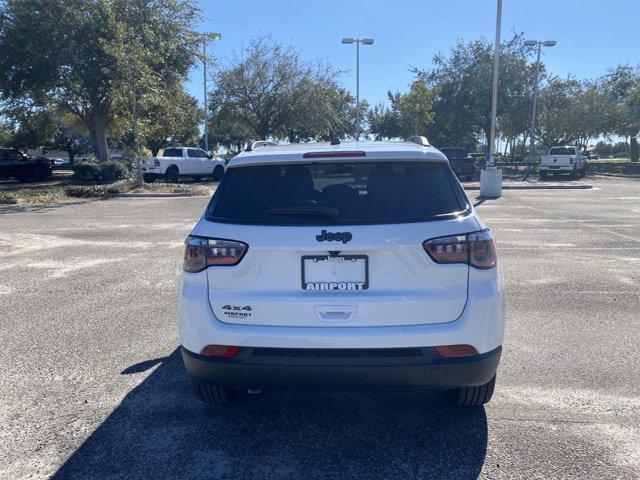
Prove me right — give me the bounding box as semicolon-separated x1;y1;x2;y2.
543;40;557;47
524;40;538;47
341;38;355;44
361;38;374;45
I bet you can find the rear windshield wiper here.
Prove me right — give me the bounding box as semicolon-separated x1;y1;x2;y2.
267;206;339;219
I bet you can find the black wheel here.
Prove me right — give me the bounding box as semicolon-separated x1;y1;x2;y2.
142;173;156;183
580;165;587;177
165;166;179;183
192;381;245;405
30;167;51;182
570;166;579;179
450;375;496;406
212;165;224;182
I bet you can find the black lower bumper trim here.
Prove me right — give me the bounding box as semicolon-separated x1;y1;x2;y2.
181;345;501;391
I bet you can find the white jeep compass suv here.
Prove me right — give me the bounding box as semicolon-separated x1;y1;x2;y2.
178;137;506;406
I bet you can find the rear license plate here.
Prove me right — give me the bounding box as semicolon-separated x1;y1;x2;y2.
301;255;368;291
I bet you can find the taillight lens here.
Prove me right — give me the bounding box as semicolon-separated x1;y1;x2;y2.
182;235;248;272
154;158;160;167
423;229;497;269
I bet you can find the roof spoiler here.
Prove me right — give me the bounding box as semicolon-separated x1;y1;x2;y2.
245;140;278;152
405;135;430;147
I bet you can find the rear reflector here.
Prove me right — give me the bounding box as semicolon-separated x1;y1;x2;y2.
201;345;241;358
435;345;479;358
302;151;366;159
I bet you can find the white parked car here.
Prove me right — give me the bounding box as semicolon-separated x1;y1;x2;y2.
142;147;226;183
178;137;506;406
539;146;587;178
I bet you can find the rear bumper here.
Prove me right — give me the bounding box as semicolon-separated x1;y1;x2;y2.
539;165;574;171
181;345;501;390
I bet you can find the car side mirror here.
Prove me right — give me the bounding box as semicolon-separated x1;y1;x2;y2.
207;153;213;159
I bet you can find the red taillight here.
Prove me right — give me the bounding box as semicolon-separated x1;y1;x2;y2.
201;345;240;358
435;344;479;358
302;151;366;159
423;229;497;269
183;236;248;272
154;158;160;167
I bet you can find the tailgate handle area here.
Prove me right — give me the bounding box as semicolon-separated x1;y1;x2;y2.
315;306;355;323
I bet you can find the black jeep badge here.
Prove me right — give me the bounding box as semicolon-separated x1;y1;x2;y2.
316;229;353;244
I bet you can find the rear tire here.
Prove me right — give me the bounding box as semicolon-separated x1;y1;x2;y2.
31;167;50;182
192;381;245;405
165;166;179;183
212;165;224;182
142;173;156;183
580;164;587;177
570;166;579;179
450;375;496;406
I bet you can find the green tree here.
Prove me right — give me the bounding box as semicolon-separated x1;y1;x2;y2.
0;0;201;161
418;34;534;149
536;76;582;148
209;37;357;145
368;76;437;140
600;65;640;161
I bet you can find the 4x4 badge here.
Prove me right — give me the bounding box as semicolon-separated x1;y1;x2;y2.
316;230;352;244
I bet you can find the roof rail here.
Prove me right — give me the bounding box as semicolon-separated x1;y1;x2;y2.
406;135;430;147
245;140;278;152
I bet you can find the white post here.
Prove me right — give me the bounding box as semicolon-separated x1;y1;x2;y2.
480;0;503;198
203;40;209;153
356;40;360;138
528;42;542;161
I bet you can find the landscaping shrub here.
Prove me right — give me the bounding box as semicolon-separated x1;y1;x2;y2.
72;162;101;182
64;185;122;198
100;160;130;181
0;192;18;204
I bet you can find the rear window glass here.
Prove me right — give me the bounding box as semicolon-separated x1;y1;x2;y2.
548;147;576;155
206;161;467;225
162;148;182;157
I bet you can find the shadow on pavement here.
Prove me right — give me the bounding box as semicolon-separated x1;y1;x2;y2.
0;201;87;215
53;349;488;480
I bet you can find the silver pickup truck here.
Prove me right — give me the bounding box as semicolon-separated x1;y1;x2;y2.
539;146;587;179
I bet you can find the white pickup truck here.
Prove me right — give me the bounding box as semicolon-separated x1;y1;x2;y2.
539;146;587;179
141;147;226;183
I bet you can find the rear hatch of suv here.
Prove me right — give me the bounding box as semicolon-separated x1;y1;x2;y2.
195;159;477;328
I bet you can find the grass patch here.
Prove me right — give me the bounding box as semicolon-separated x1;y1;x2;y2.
0;180;211;205
125;182;213;196
64;185;123;198
588;157;631;163
1;188;68;204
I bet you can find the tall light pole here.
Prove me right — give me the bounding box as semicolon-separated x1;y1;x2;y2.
524;39;556;161
480;0;503;198
202;32;221;153
341;37;374;138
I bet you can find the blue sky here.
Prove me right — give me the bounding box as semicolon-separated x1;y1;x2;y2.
188;0;639;108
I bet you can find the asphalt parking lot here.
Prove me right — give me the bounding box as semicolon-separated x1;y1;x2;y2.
1;175;639;480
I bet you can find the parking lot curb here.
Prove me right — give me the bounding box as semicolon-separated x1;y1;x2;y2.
464;184;593;191
115;193;207;198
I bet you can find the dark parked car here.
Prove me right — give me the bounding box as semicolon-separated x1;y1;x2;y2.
439;147;477;181
0;148;53;182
